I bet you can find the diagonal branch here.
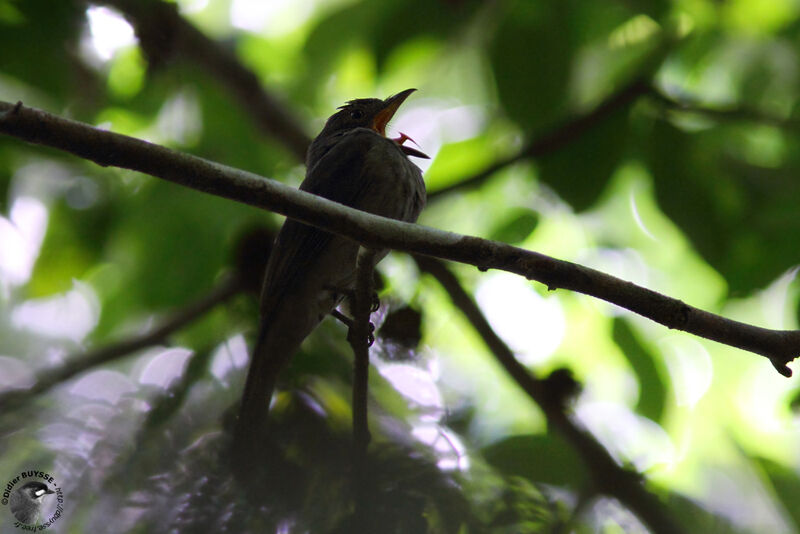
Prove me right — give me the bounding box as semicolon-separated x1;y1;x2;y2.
1;100;799;376
648;86;800;132
0;273;243;410
414;256;684;534
93;0;311;161
427;77;652;200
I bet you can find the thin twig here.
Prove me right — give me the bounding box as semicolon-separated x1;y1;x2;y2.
1;100;798;375
414;256;685;534
348;249;377;529
0;274;243;410
649;87;800;132
427;77;652;200
93;0;311;161
351;249;377;457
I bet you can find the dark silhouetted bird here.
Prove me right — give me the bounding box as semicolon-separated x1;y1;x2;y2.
9;481;54;525
235;89;427;446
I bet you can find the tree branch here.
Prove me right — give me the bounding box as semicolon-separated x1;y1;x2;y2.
350;249;377;457
1;100;798;376
649;86;800;132
92;0;312;161
349;248;377;530
414;256;684;534
427;77;652;200
0;273;242;410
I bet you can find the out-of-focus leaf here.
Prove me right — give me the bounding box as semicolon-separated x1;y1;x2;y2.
538;103;631;211
426;135;497;191
665;493;743;534
755;456;800;529
612;318;666;422
103;179;248;318
482;433;588;489
29;194;115;296
0;0;87;105
366;0;480;69
489;208;539;244
303;0;479;90
489;2;573;135
644;118;800;293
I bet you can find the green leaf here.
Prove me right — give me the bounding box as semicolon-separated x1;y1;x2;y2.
489;208;539;244
537;102;631;211
0;0;85;105
482;433;588;488
489;2;573;135
612;319;666;422
755;456;800;529
644;118;800;293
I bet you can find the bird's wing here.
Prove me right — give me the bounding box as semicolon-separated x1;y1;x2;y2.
259;128;390;317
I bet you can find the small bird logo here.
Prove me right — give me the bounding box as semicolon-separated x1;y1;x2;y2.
9;481;54;525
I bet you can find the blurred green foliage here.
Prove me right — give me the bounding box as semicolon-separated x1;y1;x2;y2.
2;0;800;532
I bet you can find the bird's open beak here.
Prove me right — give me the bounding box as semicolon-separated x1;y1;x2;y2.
372;88;430;159
372;88;416;136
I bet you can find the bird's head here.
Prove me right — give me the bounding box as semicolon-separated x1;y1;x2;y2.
19;481;54;502
316;88;429;159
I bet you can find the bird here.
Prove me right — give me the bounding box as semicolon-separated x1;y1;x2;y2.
234;89;427;448
9;481;54;525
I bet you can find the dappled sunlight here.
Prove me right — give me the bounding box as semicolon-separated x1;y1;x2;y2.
69;369;138;405
376;361;443;417
411;423;469;471
608;14;660;49
133;347;193;390
576;399;676;471
475;272;565;366
628;189;657;240
586;498;648;534
659;335;713;408
68;369;138;404
737;362;797;435
374;356;469;470
210;334;249;383
230;0;314;36
0;356;35;391
0;196;48;288
156;90;203;146
391;102;487;174
11;280;100;343
701;465;791;533
84;6;136;62
37;421;104;460
758;266;799;329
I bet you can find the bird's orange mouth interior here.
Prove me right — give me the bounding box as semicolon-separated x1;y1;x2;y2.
371;89;429;158
371;102;402;137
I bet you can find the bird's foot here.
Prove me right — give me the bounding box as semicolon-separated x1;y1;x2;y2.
334;309;376;346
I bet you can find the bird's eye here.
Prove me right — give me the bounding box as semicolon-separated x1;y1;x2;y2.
350;109;364;120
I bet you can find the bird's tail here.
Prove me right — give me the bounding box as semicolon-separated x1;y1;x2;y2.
232;314;299;457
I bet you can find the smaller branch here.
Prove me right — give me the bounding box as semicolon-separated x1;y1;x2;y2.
649;87;800;132
414;256;684;534
0;274;242;410
428;77;651;200
349;248;378;530
350;249;377;456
